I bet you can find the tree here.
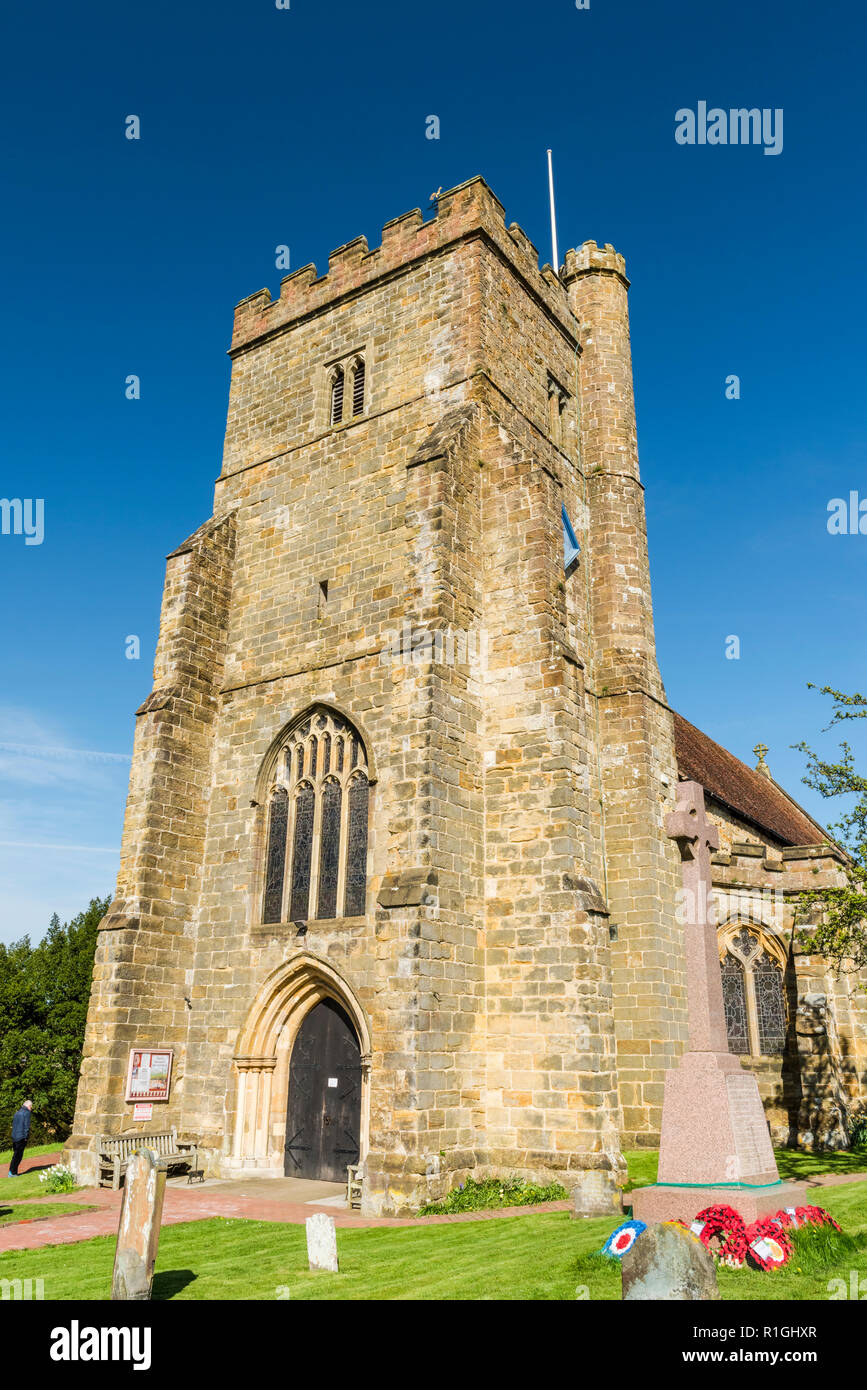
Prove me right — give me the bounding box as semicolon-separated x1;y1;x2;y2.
793;685;867;975
0;896;108;1147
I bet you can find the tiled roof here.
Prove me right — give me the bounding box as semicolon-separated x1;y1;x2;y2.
673;712;829;847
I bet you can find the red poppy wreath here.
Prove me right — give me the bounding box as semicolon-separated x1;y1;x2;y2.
745;1216;793;1271
690;1204;749;1269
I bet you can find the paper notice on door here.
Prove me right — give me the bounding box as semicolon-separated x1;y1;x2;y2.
327;1077;338;1087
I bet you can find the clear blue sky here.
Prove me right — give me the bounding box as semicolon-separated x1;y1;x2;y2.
1;0;865;942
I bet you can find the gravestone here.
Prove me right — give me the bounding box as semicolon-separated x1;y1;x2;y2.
111;1147;167;1301
631;781;807;1224
306;1212;338;1272
621;1222;719;1301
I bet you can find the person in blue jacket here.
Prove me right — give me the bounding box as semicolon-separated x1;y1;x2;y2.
9;1100;33;1176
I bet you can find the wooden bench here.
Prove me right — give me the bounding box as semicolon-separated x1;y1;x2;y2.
97;1129;198;1190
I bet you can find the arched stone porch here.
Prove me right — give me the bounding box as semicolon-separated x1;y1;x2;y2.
224;952;372;1178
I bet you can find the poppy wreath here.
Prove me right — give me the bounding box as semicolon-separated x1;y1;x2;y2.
745;1217;793;1271
796;1205;842;1232
690;1205;749;1269
772;1207;799;1230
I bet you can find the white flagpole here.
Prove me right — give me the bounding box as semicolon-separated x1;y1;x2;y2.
546;148;559;271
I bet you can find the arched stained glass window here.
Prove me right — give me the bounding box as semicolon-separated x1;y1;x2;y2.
718;925;788;1057
260;708;371;924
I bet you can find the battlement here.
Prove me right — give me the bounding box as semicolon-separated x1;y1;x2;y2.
562;241;629;288
230;176;579;354
712;841;846;879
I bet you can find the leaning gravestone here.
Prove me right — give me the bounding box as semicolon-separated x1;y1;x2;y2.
306;1212;338;1272
111;1147;167;1301
621;1223;720;1301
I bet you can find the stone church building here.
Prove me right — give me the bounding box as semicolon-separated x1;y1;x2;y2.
67;177;867;1213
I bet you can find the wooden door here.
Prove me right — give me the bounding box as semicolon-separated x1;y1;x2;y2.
284;999;361;1181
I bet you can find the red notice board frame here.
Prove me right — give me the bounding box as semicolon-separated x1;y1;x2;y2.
125;1048;173;1103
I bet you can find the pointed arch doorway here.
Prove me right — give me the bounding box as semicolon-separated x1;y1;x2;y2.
230;954;370;1180
284;999;362;1180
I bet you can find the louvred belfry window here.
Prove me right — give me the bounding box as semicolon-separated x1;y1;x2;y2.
261;710;371;923
351;358;365;417
330;368;345;425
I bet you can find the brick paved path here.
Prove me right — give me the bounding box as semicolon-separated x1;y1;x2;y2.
0;1149;63;1179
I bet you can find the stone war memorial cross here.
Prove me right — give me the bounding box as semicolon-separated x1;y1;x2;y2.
111;1147;167;1301
632;780;806;1224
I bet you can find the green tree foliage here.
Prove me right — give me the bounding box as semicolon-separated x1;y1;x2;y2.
0;896;107;1147
794;686;867;975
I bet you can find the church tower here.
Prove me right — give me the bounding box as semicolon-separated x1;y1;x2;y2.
68;178;685;1212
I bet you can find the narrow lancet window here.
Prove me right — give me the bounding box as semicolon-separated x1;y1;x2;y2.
344;772;369;916
317;779;342;919
289;784;315;921
263;787;288;924
721;954;749;1054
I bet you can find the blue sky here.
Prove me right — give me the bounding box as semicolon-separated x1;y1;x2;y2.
1;0;865;942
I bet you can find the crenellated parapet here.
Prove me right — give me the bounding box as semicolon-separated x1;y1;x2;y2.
562;240;629;288
230;176;578;354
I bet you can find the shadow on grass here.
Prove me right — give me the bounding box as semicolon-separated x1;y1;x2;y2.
776;1148;867;1182
153;1269;198;1300
625;1147;867;1192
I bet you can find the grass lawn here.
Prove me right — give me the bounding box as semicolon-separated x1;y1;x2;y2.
622;1146;867;1191
0;1201;95;1229
0;1177;865;1301
0;1170;75;1203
